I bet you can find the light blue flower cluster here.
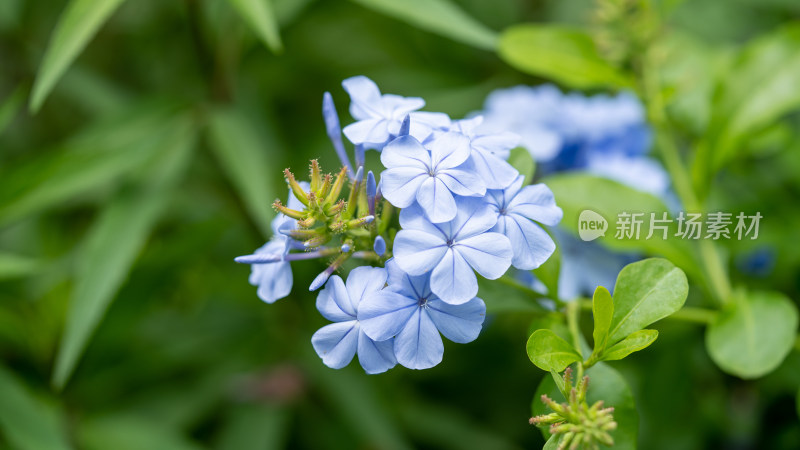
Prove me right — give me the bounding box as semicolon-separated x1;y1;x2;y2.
236;76;563;372
478;84;669;299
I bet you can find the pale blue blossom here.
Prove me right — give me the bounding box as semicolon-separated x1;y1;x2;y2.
358;260;485;370
393;198;513;304
341;76;449;150
380;133;485;223
485;176;563;270
441;116;520;190
311;267;397;374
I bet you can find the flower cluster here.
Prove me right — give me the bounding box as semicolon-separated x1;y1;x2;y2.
478;84;670;299
236;76;563;372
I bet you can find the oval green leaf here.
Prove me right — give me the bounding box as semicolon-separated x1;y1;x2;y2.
706;290;799;379
601;329;659;362
526;329;581;372
608;258;689;345
226;0;283;53
592;286;614;354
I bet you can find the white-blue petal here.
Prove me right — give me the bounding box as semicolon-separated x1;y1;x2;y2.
469;149;519;190
380;135;431;170
426;297;486;343
393;229;448;275
495;214;556;270
507;184;563;226
431;248;477;305
427;131;471;170
342;76;383;119
394;308;444;370
345;266;388;310
416;177;457;224
311;321;359;369
358;290;418;341
254;261;292;304
450;198;497;240
316;276;354;322
380;167;428;208
438;167;486;197
343;118;390;146
455;232;513;280
357;330;397;374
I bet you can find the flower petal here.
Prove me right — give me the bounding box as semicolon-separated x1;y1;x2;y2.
343;118;390;146
380;167;428;208
311;321;359;369
399;203;452;239
450;197;497;240
455;232;513;279
345;266;388;310
393;229;448;275
357;329;397;374
342;76;383;119
380;135;431;170
386;258;432;299
416;177;457;223
320;275;355;319
507;184;563;226
495;214;556;270
254;261;292;304
438;167;486;197
469;149;519;190
358;290;418;341
427;131;471;170
431;248;478;305
394;308;444;370
426;297;486;343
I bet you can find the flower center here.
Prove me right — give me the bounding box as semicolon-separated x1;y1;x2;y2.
446;239;454;247
418;297;429;307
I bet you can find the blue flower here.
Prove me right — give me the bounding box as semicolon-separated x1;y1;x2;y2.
393;198;513;304
485;176;563;270
358;260;485;370
341;76;449;150
380;133;485;223
442;116;520;189
236;183;308;303
311;266;397;374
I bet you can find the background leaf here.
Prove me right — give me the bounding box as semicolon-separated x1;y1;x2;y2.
30;0;128;112
207;108;279;239
226;0;283;53
52;116;195;388
706;290;799;379
351;0;498;51
507;146;535;185
608;258;688;344
526;329;582;372
0;365;72;450
543;174;701;281
498;24;631;89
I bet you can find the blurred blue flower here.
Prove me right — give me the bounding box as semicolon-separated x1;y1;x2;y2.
485;176;563;270
341;76;449;150
311;266;397;374
393;198;512;304
380;133;485;223
358;260;485;370
441;116;520;189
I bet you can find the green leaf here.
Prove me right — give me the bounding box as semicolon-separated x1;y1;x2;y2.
600;329;659;362
351;0;497;51
543;173;701;281
498;24;630;89
52;117;195;389
30;0;128;112
549;370;567;399
507;146;535;185
226;0;283;53
0;365;72;450
705;290;799;379
0;253;39;280
526;329;582;372
533;364;638;449
705;25;800;171
215;404;289;450
207;108;279;239
479;277;548;314
0;84;25;135
608;258;688;345
543;435;559;450
78;414;203;450
0;104;181;226
591;286;614;353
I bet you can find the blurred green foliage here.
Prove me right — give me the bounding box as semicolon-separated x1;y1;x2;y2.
1;0;800;448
